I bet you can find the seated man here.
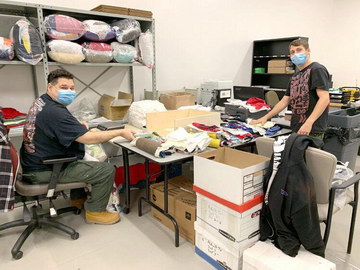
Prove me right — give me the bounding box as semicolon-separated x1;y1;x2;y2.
20;69;135;225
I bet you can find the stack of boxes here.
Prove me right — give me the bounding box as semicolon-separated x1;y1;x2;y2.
193;147;270;269
150;176;197;244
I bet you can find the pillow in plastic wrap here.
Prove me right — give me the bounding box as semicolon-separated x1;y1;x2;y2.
47;40;84;64
111;42;137;63
128;100;167;129
0;37;14;60
82;42;112;63
83;20;115;42
111;19;141;43
139;30;154;69
10;19;43;65
44;14;85;40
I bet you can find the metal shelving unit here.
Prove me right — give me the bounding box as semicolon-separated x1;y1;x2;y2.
0;0;157;127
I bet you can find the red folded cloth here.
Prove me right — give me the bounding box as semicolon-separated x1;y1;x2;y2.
1;108;27;119
246;97;270;110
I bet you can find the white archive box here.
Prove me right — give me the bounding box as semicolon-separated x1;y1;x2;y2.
242;241;336;270
196;194;261;244
194;148;269;208
195;221;258;270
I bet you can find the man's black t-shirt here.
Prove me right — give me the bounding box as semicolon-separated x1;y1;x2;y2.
20;94;88;172
285;62;330;133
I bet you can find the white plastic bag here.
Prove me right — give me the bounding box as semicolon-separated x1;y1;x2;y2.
111;19;141;43
68;97;96;122
128;100;167;129
333;162;354;209
139;30;154;69
111;42;137;63
47;40;85;64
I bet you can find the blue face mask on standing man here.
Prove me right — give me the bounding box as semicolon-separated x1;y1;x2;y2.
290;52;307;66
57;89;77;105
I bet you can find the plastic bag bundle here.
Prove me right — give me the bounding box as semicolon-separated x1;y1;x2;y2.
68;97;97;122
10;18;43;65
47;40;84;64
333;162;354;209
83;20;115;42
44;14;85;40
111;42;137;63
139;30;154;68
128;100;167;129
82;42;112;63
0;37;14;60
111;18;141;43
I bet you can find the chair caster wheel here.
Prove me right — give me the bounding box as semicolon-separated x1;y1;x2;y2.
74;209;82;215
12;251;23;260
71;232;79;240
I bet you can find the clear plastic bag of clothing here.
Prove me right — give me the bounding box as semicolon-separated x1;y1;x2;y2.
332;161;354;209
68;97;96;122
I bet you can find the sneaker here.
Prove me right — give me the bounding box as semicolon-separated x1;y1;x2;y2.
85;210;120;225
70;198;86;210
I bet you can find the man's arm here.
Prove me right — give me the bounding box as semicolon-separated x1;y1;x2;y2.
297;89;329;135
250;96;290;125
76;129;135;144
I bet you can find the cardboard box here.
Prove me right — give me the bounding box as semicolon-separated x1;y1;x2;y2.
284;113;292;121
159;92;196;110
146;109;220;136
242;241;336;270
197;194;261;244
92;5;152;18
98;92;132;120
150;177;196;244
194;148;269;208
268;66;287;74
195;221;258;270
267;59;291;68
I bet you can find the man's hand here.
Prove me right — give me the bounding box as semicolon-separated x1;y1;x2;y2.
121;129;136;141
297;122;313;135
249;116;267;126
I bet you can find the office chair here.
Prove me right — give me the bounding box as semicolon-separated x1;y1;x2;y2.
265;90;280;108
255;137;359;254
0;142;87;260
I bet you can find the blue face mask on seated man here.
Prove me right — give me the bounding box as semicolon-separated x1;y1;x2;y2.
290;52;307;66
57;89;77;105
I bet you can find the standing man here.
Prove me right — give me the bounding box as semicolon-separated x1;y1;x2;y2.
251;39;330;138
21;69;135;225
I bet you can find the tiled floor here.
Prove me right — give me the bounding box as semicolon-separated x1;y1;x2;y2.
0;169;359;269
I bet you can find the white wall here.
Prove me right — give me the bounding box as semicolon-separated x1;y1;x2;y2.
2;0;359;112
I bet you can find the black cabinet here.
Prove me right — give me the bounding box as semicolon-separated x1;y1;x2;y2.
251;37;308;91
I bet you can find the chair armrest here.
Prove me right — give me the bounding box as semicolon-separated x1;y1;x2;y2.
42;155;78;197
332;172;360;190
42;155;77;165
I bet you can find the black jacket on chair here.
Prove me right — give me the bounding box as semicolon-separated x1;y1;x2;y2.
259;134;325;257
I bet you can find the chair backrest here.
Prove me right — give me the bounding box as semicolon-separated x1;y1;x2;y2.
265;91;280;108
256;137;337;204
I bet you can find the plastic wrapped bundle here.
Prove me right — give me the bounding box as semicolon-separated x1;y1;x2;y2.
10;19;43;65
82;42;112;63
44;14;85;40
47;40;85;64
111;19;141;43
139;30;154;69
111;42;137;63
0;37;14;60
83;20;115;42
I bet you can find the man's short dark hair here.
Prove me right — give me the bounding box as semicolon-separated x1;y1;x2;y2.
289;38;309;50
47;69;74;85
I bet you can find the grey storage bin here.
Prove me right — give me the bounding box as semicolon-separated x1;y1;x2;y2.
225;103;267;120
328;108;360;128
323;136;360;171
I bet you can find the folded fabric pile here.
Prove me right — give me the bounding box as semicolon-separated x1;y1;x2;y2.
226;97;271;113
1;107;27;128
132;128;211;158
